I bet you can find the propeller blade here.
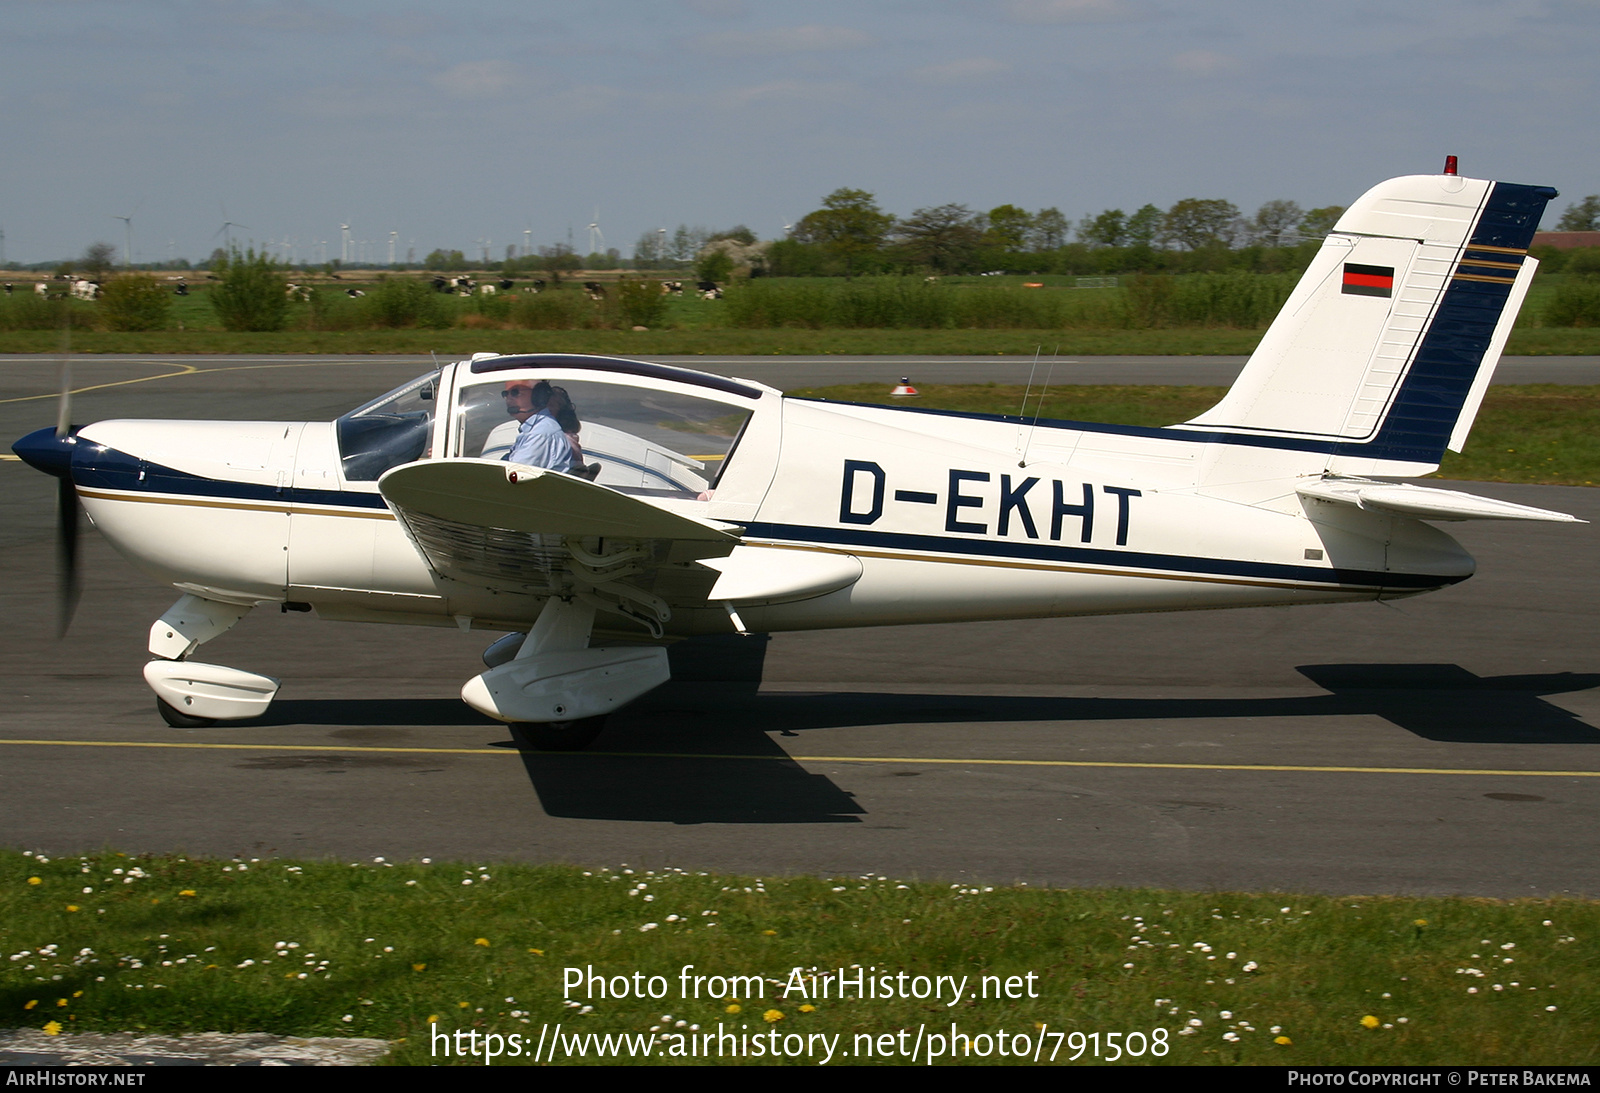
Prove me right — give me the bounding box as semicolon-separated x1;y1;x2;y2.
57;474;80;637
55;356;71;438
54;351;79;635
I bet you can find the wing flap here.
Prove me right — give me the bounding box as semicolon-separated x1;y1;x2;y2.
703;545;862;605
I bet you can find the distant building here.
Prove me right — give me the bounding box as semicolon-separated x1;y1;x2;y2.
1532;231;1600;250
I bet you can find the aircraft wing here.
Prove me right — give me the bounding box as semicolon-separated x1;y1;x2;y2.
380;458;740;541
378;459;743;635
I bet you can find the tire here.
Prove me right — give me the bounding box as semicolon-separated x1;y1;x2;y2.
516;715;607;751
157;697;216;729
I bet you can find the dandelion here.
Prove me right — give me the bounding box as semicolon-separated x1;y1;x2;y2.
726;1004;741;1014
1274;1036;1292;1046
474;938;490;947
27;878;41;886
23;1001;37;1010
179;890;196;898
65;905;79;913
43;1022;61;1036
763;1010;783;1023
413;963;426;972
1414;919;1428;927
762;930;777;936
800;1004;816;1013
1360;1016;1380;1029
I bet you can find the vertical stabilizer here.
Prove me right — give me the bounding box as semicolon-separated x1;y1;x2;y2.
1181;174;1556;477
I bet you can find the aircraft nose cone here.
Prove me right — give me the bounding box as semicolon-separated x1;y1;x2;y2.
11;426;79;478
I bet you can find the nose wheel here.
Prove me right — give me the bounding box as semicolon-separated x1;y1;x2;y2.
514;716;607;751
156;697;217;729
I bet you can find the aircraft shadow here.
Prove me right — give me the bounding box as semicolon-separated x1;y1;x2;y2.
220;636;1600;824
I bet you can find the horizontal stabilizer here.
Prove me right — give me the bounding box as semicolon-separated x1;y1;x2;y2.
1296;479;1583;523
379;458;739;541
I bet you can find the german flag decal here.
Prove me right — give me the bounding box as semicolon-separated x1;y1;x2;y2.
1343;263;1394;298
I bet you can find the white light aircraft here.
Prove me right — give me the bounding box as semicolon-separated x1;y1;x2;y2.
13;167;1584;749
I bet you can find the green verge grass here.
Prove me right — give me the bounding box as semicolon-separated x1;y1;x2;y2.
3;851;1593;1066
790;384;1600;487
1;327;1597;356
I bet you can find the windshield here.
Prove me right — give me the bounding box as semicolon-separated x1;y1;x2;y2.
457;377;751;494
336;371;438;481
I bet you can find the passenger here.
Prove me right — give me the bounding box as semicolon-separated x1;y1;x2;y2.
546;386;602;481
502;379;573;473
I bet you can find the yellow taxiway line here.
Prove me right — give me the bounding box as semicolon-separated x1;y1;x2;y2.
0;738;1595;779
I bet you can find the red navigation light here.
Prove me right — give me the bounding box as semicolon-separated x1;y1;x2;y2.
1443;155;1459;176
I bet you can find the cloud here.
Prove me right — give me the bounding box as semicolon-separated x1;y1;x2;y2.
912;57;1012;83
1000;0;1136;23
429;59;520;99
1171;50;1239;76
692;24;874;56
725;79;856;105
682;0;748;17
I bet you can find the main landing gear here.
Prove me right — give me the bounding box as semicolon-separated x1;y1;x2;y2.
464;597;669;752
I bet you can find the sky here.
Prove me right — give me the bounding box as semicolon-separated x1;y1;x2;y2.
2;0;1596;266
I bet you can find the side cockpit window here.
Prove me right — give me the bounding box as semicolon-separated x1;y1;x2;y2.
455;377;752;495
336;372;437;482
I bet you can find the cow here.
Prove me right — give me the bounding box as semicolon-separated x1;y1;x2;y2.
697;280;722;301
71;279;100;301
661;280;683;296
583;281;607;300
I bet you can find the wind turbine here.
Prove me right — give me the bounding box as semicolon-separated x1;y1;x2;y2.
113;215;133;268
214;220;248;253
339;224;352;265
388;231;398;266
214;203;247;254
587;208;604;256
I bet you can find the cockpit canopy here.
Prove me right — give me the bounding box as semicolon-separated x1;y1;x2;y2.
334;355;765;494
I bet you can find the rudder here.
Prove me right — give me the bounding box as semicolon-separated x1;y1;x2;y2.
1181;173;1556;477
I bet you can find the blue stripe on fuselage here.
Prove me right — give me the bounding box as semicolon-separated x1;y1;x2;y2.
741;521;1457;591
70;442;390;510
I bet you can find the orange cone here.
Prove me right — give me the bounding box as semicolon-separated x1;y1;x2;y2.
890;377;919;397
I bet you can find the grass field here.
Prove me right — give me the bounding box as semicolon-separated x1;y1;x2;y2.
2;850;1593;1066
2;273;1598;354
792;384;1600;487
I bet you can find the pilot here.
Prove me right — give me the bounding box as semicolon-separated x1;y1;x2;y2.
503;379;573;473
